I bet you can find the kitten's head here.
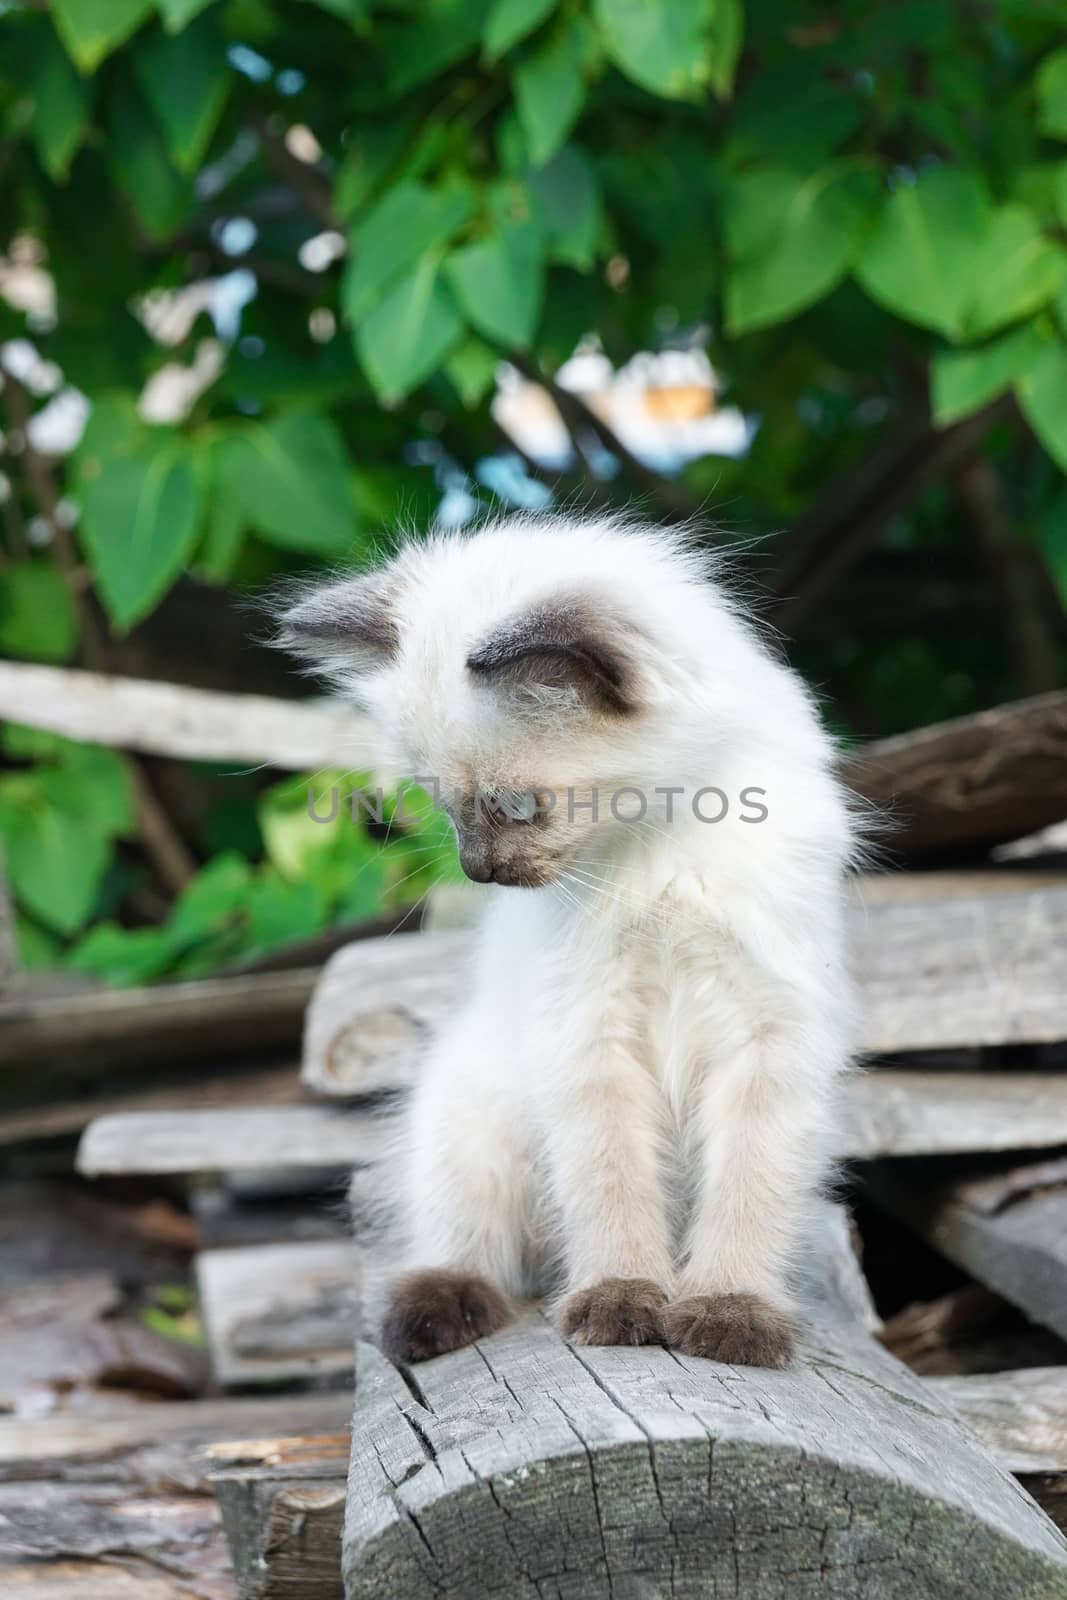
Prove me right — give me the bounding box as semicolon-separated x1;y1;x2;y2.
274;516;726;887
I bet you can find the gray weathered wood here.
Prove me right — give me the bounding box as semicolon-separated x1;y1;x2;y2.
212;1435;349;1600
77;1105;380;1177
197;1241;358;1387
0;968;317;1077
867;1157;1067;1345
342;1307;1067;1598
929;1367;1067;1475
75;1068;1067;1179
0;1393;352;1482
841;687;1067;858
302;889;1067;1097
0;662;374;771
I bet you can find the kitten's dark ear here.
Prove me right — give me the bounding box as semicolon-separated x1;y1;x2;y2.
273;574;398;674
466;592;640;715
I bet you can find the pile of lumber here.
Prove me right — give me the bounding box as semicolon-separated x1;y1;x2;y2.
2;670;1067;1596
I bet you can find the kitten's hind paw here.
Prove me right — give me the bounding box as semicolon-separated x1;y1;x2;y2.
664;1291;795;1368
559;1277;668;1347
381;1269;514;1364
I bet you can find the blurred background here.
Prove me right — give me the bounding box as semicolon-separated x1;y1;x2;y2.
2;0;1067;985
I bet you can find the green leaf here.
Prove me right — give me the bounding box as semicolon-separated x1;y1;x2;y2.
356;253;465;401
1037;49;1067;141
343;183;474;322
931;323;1047;426
108;75;191;240
245;871;326;952
52;0;154;71
0;563;78;663
157;0;215;31
0;782;110;936
383;0;490;93
1017;338;1067;474
1055;163;1067;230
484;0;556;59
446;220;544;347
27;24;93;180
218;414;358;556
527;145;602;269
169;853;252;939
68;921;177;985
725;166;877;335
445;338;499;406
514;21;587;168
133;15;230;174
593;0;715;100
856;168;991;339
962;206;1067;337
77;442;203;629
708;0;743;100
54;745;134;838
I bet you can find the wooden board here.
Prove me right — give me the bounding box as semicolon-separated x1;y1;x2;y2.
0;968;317;1077
76;1068;1067;1179
929;1367;1067;1475
197;1241;358;1387
77;1105;380;1178
302;891;1067;1098
867;1156;1067;1345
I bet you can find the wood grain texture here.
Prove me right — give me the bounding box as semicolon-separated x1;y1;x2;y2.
197;1240;359;1387
341;1310;1067;1599
930;1368;1067;1475
842;688;1067;859
213;1436;349;1600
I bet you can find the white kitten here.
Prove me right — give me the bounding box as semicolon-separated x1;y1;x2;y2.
279;514;858;1368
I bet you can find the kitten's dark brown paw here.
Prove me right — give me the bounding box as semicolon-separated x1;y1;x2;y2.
559;1277;668;1346
381;1269;513;1364
664;1292;795;1368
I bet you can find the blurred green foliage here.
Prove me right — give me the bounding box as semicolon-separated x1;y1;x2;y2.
1;0;1066;980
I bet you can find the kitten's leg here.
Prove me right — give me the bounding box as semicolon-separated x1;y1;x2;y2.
667;1003;841;1369
379;1034;531;1364
550;1040;675;1347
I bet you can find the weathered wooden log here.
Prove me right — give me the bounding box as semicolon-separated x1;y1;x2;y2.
340;1216;1067;1597
74;1068;1067;1179
867;1155;1067;1344
0;662;372;771
302;889;1067;1097
842;687;1067;860
197;1241;359;1387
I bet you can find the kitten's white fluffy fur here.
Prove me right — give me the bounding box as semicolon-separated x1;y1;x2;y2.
281;514;857;1366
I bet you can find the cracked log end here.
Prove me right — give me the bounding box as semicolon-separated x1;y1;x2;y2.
343;1312;1067;1599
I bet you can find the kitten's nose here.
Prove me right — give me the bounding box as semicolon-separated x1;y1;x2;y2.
459;850;495;883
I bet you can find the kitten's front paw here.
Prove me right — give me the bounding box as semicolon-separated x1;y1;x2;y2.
381;1269;513;1364
559;1277;668;1347
664;1292;795;1368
